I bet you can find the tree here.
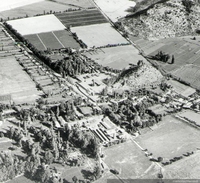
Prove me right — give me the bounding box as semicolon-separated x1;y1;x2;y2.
44;151;54;164
171;55;175;64
72;176;78;183
182;0;194;13
93;164;102;179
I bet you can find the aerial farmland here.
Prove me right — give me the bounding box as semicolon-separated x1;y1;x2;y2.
0;0;200;183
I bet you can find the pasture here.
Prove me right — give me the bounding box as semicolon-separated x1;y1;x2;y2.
7;175;35;183
0;0;43;12
84;45;148;70
0;56;41;104
172;65;200;90
0;1;74;20
132;36;200;90
7;14;66;35
94;0;136;22
163;151;200;179
135;115;200;160
53;0;95;8
71;23;128;48
167;79;196;98
25;30;80;50
55;9;108;27
104;141;156;179
179;110;200;126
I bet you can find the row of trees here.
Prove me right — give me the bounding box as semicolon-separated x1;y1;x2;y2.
4;22;116;78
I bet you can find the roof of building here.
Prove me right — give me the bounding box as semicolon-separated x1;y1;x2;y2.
148;104;167;115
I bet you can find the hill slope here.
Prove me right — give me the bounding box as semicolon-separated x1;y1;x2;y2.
121;0;200;39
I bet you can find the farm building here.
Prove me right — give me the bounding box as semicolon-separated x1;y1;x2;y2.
78;106;93;116
147;104;168;117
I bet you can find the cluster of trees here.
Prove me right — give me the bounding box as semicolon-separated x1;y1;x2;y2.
68;127;100;158
182;0;194;13
114;61;143;84
105;92;163;133
5;127;23;146
150;51;175;64
0;150;59;183
0;152;25;182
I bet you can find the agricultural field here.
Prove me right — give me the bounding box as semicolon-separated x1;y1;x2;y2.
163;151;200;179
53;0;95;9
55;9;108;27
83;45;148;70
24;30;80;50
7;175;35;183
131;36;200;90
135;115;200;160
179;110;200;126
0;0;75;20
167;79;196;98
94;0;136;22
0;56;42;104
0;0;43;12
7;14;66;35
103;140;158;179
71;23;128;48
172;65;200;90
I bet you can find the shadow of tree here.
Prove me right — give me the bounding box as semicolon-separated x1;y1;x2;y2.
81;169;94;180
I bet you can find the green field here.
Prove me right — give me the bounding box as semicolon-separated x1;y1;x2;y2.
104;141;157;179
131;36;200;90
7;14;65;35
24;30;80;51
71;23;128;48
0;0;76;20
135;115;200;160
84;45;148;69
0;56;42;104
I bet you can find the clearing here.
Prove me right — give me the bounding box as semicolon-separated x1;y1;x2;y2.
53;0;95;9
103;140;158;179
83;45;148;70
0;0;76;20
71;23;128;48
7;14;66;35
0;0;43;12
135;115;200;160
0;56;42;104
131;36;200;90
179;110;200;126
94;0;136;22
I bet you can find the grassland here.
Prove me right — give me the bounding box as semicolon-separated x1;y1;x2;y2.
24;30;80;50
163;151;200;179
71;23;128;48
0;0;43;12
53;0;95;8
0;57;41;104
7;14;66;35
84;45;148;69
94;0;136;22
0;0;75;20
104;140;157;179
179;110;200;126
135;115;200;160
55;9;108;27
131;36;200;90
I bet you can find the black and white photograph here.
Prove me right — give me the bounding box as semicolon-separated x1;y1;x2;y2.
0;0;200;183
